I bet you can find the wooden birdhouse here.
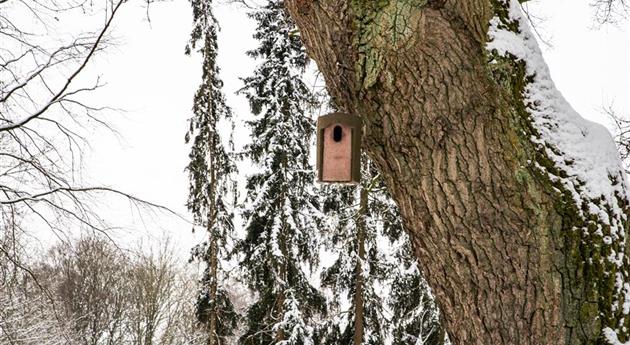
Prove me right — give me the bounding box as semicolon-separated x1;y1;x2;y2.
316;113;362;184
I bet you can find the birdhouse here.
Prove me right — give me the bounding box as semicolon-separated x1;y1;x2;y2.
316;113;362;184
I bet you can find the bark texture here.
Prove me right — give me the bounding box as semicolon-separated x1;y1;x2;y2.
285;0;630;344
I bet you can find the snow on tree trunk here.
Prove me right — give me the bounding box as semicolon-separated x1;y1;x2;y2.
285;0;630;343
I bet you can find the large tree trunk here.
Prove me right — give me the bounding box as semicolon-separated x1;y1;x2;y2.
285;0;630;344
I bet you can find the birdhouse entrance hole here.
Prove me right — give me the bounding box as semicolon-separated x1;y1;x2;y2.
333;126;343;142
316;113;362;184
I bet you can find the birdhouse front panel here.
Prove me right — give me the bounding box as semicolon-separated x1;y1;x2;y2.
316;113;362;184
321;123;353;182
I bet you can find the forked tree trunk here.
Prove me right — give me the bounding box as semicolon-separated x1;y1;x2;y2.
285;0;630;344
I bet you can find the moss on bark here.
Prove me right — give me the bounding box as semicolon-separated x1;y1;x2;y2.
489;1;630;342
350;0;427;89
286;0;630;342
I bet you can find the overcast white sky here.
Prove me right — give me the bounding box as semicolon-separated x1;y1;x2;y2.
70;0;630;257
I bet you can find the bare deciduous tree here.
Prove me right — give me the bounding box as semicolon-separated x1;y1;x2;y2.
0;230;74;345
592;0;628;24
127;242;183;345
51;236;130;345
607;105;630;171
0;0;180;301
0;0;125;222
1;234;207;345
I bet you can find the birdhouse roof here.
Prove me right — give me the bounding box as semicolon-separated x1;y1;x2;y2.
316;113;363;130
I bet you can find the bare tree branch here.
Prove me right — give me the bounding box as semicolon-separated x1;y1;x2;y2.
0;0;123;133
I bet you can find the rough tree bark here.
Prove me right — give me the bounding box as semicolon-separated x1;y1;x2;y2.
285;0;630;344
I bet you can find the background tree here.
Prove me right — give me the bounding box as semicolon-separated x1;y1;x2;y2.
127;243;178;345
0;231;72;345
319;168;387;345
0;293;70;345
51;236;130;345
0;0;125;236
387;231;444;345
1;233;208;345
366;164;444;345
320;160;443;345
236;1;326;343
157;274;208;345
608;106;630;172
185;0;240;343
285;0;630;343
0;0;172;306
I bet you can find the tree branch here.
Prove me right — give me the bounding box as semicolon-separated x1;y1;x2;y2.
0;0;124;133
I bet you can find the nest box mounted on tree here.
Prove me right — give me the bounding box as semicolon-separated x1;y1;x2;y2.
316;113;362;184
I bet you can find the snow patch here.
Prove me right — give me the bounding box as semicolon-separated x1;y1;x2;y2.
487;1;630;343
488;0;629;265
605;327;630;345
487;0;629;229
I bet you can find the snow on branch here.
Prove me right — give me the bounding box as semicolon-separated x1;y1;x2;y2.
488;0;629;224
488;1;630;343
